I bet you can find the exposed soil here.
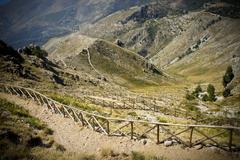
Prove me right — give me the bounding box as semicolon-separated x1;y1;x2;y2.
0;93;239;160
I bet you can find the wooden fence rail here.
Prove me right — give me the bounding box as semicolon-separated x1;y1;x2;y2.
0;84;239;152
81;95;238;125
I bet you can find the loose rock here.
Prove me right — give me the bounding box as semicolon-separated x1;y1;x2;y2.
164;140;173;147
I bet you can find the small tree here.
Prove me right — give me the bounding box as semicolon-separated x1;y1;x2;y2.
223;66;234;87
207;84;216;101
192;85;202;97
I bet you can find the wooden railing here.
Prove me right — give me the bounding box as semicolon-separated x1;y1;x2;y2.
80;95;238;125
0;84;239;152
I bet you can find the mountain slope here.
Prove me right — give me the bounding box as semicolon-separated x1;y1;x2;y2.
151;12;240;87
80;0;240;58
0;0;151;48
44;33;163;88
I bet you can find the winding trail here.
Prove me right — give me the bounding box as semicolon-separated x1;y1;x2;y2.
86;48;102;76
0;93;238;160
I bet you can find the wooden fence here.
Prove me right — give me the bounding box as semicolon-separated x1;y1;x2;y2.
0;84;239;152
81;95;237;125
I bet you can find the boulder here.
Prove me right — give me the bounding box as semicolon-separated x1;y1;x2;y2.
115;39;125;47
164;140;173;147
143;139;147;145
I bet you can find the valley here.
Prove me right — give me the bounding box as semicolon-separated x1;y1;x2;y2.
0;0;240;160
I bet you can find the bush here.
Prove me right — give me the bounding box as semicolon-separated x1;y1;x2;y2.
202;94;209;101
157;117;168;123
128;111;138;117
223;88;231;97
207;84;216;102
186;85;202;101
25;117;45;129
223;66;234;87
100;148;118;158
146;23;158;42
56;144;66;152
186;93;195;101
22;45;48;58
31;47;48;58
44;128;54;135
192;85;202;97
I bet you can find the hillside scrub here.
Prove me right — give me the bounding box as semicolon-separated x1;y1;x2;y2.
0;97;98;160
131;151;167;160
45;92;104;114
0;98;51;159
186;84;217;102
22;45;48;59
222;66;234;97
207;84;216;102
186;85;203;101
223;66;234;87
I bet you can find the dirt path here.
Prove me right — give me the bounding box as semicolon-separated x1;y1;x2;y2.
0;93;239;160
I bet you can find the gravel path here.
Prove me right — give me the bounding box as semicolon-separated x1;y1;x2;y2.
1;93;238;160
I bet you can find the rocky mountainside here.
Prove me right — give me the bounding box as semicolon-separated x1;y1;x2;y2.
0;0;152;48
43;33;163;88
81;0;240;58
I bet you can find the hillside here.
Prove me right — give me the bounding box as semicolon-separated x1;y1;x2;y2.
80;0;240;94
0;0;152;48
1;0;240;159
80;1;240;58
44;34;163;89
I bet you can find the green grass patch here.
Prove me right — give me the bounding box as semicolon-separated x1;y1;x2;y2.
128;111;138;117
0;98;46;130
131;151;167;160
45;92;104;114
157;117;168;123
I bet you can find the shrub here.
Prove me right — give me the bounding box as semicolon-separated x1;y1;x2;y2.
186;85;202;101
191;85;203;98
202;94;209;101
223;66;234;87
157;117;168;123
207;84;216;102
25;117;45;129
186;92;195;101
146;23;158;42
100;148;117;158
31;47;48;58
223;88;231;97
128;111;138;117
56;144;66;152
22;45;48;58
44;128;54;135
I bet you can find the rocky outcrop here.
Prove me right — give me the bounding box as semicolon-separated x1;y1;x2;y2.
125;2;184;23
205;2;240;18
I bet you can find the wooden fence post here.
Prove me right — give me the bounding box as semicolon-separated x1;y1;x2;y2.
130;121;134;139
106;120;110;135
157;124;160;144
229;129;233;152
189;127;194;147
